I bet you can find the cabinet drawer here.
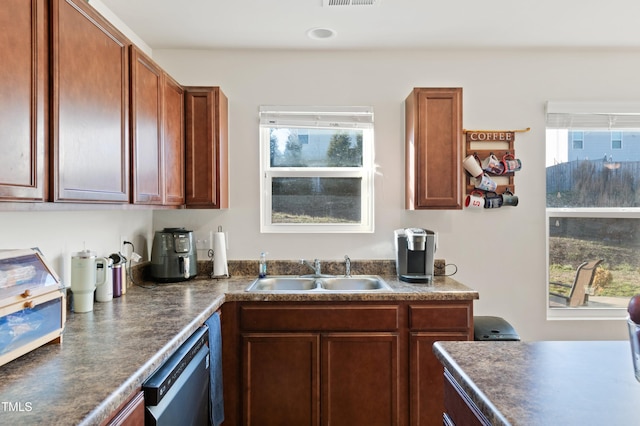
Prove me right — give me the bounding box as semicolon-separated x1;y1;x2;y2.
240;305;399;332
409;303;471;331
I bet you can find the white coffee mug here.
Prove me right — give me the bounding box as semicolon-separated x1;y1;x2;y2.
463;154;483;178
465;191;484;210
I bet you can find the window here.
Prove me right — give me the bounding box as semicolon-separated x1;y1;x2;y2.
259;106;374;233
546;101;640;319
571;131;584;149
612;131;623;150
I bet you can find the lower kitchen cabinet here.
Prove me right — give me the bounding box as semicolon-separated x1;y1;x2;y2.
102;390;144;426
243;333;320;425
223;300;472;426
243;332;400;425
442;369;490;426
322;333;399;426
410;332;470;426
409;303;474;426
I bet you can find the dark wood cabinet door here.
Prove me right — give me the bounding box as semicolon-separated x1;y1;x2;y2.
130;46;162;205
410;332;469;426
0;0;47;201
162;74;185;205
51;0;130;202
443;369;490;426
104;390;144;426
405;88;462;209
322;333;400;426
242;333;320;426
184;87;228;208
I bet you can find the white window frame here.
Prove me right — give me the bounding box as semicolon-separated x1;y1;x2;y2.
259;106;375;233
545;101;640;320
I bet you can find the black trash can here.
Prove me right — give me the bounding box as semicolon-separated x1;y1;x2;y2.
474;316;520;341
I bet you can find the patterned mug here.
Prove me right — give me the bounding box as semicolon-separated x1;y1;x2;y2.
484;191;503;209
501;153;522;173
482;153;505;175
472;173;498;192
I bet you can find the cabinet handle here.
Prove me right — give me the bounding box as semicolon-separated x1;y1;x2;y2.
24;300;34;309
21;289;32;298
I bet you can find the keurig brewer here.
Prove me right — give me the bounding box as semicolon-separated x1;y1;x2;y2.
394;228;437;283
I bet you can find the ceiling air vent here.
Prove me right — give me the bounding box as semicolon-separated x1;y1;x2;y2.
323;0;379;6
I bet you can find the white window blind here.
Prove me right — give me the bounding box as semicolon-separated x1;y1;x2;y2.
259;106;374;129
546;101;640;129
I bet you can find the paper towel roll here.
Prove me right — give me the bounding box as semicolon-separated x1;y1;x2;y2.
212;232;228;277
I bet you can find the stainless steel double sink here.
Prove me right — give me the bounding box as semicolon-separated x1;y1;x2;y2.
245;275;392;292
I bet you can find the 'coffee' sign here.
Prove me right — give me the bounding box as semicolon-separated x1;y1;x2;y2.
466;131;514;141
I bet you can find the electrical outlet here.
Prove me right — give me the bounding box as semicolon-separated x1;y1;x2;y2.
194;232;210;251
120;235;127;252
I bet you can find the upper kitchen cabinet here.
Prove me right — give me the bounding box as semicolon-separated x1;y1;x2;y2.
161;74;185;206
184;87;229;209
130;46;163;205
405;88;463;210
50;0;130;203
0;0;48;202
130;46;185;206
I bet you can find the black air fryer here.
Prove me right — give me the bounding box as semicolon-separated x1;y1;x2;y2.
150;228;198;282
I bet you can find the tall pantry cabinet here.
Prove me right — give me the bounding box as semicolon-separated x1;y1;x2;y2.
0;0;48;201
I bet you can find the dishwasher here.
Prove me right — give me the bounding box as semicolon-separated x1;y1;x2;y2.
143;325;210;425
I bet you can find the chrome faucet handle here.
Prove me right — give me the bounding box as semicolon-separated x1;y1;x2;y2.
314;258;321;275
344;255;351;277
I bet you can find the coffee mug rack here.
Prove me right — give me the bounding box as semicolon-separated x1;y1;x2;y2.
463;128;529;197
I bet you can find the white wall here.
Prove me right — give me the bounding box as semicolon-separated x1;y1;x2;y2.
151;47;640;341
0;210;153;289
88;0;152;56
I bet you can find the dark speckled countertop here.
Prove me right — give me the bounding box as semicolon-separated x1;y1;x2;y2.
433;340;640;426
0;260;477;425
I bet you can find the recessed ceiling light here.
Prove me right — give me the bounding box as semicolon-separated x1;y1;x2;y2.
307;27;337;40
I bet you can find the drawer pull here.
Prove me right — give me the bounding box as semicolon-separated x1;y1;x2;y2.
21;289;32;298
24;300;34;309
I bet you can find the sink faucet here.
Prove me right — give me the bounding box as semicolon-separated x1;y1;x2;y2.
344;255;351;277
300;258;321;276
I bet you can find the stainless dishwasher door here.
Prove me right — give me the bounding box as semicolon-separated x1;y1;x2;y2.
144;326;210;426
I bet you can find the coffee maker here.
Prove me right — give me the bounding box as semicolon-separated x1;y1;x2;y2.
394;228;437;283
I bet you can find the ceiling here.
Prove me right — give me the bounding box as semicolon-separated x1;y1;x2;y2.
99;0;640;50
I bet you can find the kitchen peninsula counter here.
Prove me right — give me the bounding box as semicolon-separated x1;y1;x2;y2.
0;274;477;425
433;340;640;426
